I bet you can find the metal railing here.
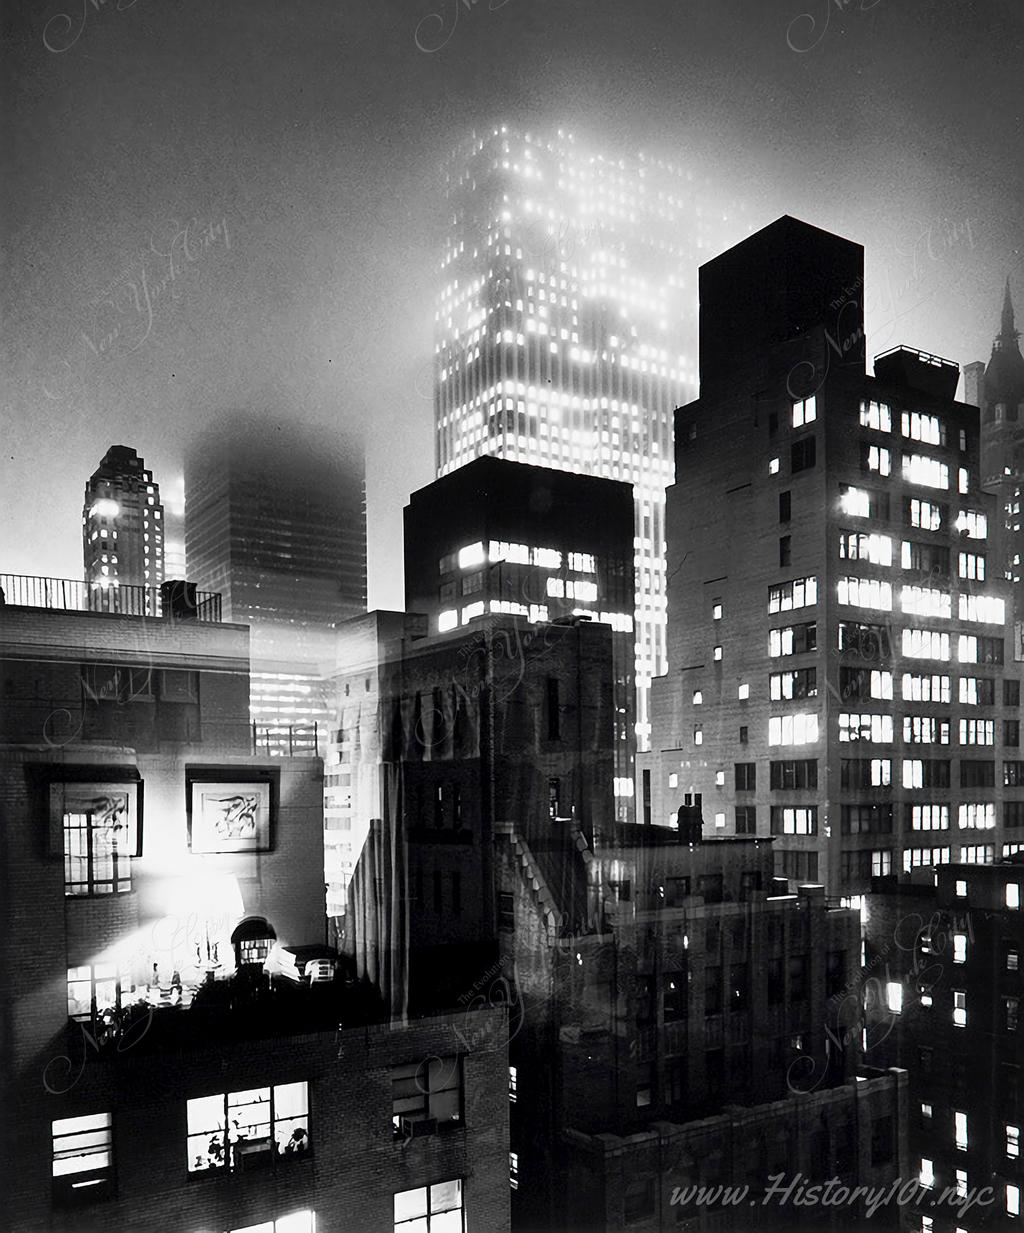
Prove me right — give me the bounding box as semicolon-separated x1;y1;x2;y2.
0;574;222;622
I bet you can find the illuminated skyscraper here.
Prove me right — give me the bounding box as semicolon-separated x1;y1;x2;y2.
434;126;748;764
82;445;164;609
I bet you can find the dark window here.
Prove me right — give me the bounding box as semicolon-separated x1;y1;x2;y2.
739;725;749;745
788;955;808;1001
498;892;514;930
705;965;722;1016
735;763;756;791
433;870;443;913
642;768;652;826
434;785;444;827
664;971;687;1022
1005;997;1019;1034
546;677;560;740
1007;801;1024;828
768;411;779;438
778;850;818;882
451;872;461;916
1006;680;1021;707
826;950;845;999
729;964;749;1013
840;758;889;789
902;540;950;575
767;958;783;1005
841;804;894;835
977;636;1004;665
1006;721;1021;748
548;778;561;820
770;806;817;835
392;1056;462;1136
698;873;724;904
837;621;893;661
735;805;757;835
439;581;456;605
779;535;791;567
1005;762;1024;788
779;491;791;522
624;1179;655;1225
871;1116;894;1165
740;869;762;893
770;759;817;790
960;760;995;788
791;437;816;472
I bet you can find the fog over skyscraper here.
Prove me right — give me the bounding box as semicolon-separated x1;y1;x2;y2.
433;126;750;777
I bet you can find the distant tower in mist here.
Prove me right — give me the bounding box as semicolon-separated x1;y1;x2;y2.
82;445;164;607
433;124;750;768
184;421;367;748
965;279;1024;636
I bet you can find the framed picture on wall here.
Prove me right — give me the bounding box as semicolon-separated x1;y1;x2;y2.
189;781;271;853
49;781;141;857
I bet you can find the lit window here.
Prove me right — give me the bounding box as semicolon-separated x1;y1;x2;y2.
953;934;967;963
958;593;1005;625
714;811;726;828
792;396;816;427
768;576;817;613
900;586;951;619
902;411;944;445
394;1179;463;1232
186;1083;309;1172
860;400;892;432
52;1112;113;1204
921;1103;933;1119
226;1215;314;1233
712;600;723;620
902;454;949;490
715;771;725;787
509;1066;517;1103
62;802;131;897
955;510;987;539
692;691;703;705
955;879;968;898
510;1151;519;1191
1009;1184;1021;1218
768;713;819;746
841;486;871;518
919;1158;935;1188
838;713;894;743
713;646;723;662
768;457;780;475
668;773;678;788
458;541;485;569
738;683;749;700
837;576;892;611
1008;883;1021;910
953;990;967;1028
1008;1125;1020;1158
694;727;703;746
885;982;903;1014
438;610;458;633
955;1110;968;1150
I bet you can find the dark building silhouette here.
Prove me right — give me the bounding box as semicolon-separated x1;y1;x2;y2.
865;859;1024;1229
185;421;367;752
966;280;1024;645
0;587;509;1233
645;216;1023;896
82;445;164;612
404;456;636;819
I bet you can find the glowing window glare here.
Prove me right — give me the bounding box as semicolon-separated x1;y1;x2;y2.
88;499;119;519
437;610;458;633
840;487;870;518
900;586;952;619
767;713;819;746
792;396;816;428
461;601;485;624
885;981;903;1014
836;576;892;611
958;594;1005;625
458;542;486;569
902;453;949;490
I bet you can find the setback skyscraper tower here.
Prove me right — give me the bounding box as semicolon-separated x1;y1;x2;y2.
433;125;749;789
82;445;164;611
647;216;1022;895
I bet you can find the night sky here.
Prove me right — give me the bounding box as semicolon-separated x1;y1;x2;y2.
3;0;1022;609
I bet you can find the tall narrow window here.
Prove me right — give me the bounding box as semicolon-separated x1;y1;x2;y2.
548;777;562;820
546;677;560;740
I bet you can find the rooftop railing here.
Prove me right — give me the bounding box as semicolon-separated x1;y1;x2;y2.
0;574;223;622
